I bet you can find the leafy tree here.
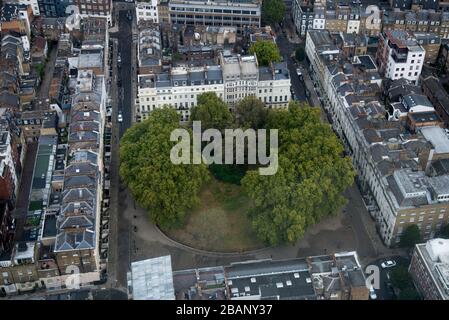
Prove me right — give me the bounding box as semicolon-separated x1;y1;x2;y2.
439;223;449;239
120;108;209;229
249;40;281;67
35;63;45;78
390;266;412;290
398;287;420;300
209;164;247;185
262;0;285;26
190;92;233;131
399;225;422;248
295;45;305;62
234;96;268;129
241;104;355;245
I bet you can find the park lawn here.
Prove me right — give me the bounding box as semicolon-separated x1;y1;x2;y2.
165;178;264;252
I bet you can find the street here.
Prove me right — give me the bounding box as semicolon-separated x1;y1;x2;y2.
365;256;411;300
275;31;307;102
107;4;136;290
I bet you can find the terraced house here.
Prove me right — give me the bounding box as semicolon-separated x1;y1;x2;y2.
306;30;449;246
136;51;291;121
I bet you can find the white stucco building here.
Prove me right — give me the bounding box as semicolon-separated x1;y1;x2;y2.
136;53;291;121
376;30;425;84
136;0;159;24
137;66;225;121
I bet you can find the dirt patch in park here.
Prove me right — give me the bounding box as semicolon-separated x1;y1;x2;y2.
164;179;265;252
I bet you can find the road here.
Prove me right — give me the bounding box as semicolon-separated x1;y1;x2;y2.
365;256;410;300
107;4;136;290
12;143;38;242
117;10;134;136
275;31;307;102
37;43;58;101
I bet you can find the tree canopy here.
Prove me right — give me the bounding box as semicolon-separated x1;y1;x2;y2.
399;225;421;248
190;92;234;130
234;95;269;129
398;287;420;300
390;266;411;290
249;40;281;67
296;45;305;62
241;103;355;245
390;265;420;300
120;108;209;229
262;0;285;26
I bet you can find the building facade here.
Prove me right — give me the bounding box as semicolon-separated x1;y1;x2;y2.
409;238;449;300
38;0;74;17
306;30;449;246
376;30;425;84
168;0;261;33
136;0;159;24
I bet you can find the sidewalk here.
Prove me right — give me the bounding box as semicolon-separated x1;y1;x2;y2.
105;37;120;290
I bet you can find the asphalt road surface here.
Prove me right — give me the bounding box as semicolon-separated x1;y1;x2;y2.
275;30;307;102
117;9;134;136
365;255;411;300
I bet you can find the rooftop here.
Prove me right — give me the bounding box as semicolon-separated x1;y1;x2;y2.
225;258;315;300
420;126;449;154
130;256;175;300
416;239;449;299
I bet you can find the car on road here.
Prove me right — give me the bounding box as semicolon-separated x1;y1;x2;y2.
381;260;397;269
117;112;123;123
296;68;303;80
369;285;377;300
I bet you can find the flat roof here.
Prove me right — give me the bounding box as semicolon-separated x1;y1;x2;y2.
131;256;175;300
421;126;449;154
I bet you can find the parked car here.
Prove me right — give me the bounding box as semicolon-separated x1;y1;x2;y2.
296;68;303;80
117;113;123;123
369;285;377;300
381;260;397;269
